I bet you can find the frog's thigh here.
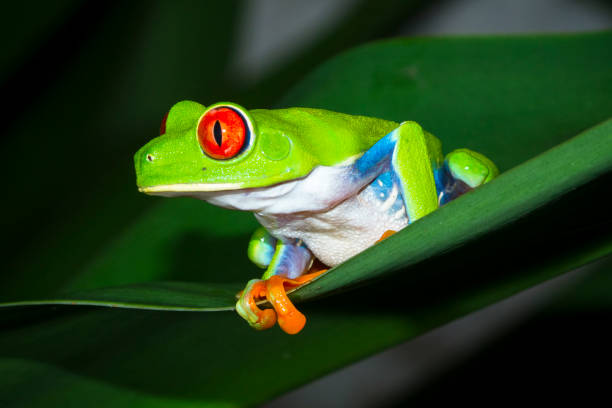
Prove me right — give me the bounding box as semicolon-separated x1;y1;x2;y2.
391;122;439;222
262;240;313;280
445;148;499;188
248;227;277;269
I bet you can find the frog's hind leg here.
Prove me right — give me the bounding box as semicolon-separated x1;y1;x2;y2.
390;122;441;223
247;227;277;269
439;148;499;204
351;121;442;224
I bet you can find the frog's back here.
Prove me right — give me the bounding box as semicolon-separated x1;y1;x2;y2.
251;107;399;166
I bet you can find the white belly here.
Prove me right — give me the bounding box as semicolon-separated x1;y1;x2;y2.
255;177;408;267
195;163;409;267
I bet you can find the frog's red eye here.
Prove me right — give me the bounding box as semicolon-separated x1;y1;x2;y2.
197;107;247;160
160;112;168;135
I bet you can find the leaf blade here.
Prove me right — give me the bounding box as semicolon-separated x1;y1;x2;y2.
293;117;612;300
1;118;610;312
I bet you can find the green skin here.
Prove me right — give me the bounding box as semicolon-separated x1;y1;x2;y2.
135;100;498;331
136;101;401;191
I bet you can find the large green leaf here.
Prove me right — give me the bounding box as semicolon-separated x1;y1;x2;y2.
2;118;610;310
2;31;611;407
0;195;608;407
293;118;612;300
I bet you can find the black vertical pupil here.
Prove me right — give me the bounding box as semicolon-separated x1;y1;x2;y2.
213;120;223;146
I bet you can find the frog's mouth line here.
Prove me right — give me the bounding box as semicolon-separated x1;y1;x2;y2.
139;183;244;194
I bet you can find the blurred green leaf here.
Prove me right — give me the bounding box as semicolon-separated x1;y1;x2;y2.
1;31;611;407
0;0;428;302
0;0;245;300
282;32;612;170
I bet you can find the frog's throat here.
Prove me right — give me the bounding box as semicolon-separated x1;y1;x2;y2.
140;163;360;215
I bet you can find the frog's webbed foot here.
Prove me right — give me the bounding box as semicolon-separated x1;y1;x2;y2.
235;279;277;331
236;269;327;334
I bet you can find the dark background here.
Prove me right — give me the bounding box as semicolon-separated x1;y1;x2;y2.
1;1;611;407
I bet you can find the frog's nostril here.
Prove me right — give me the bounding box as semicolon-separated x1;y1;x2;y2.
146;154;154;162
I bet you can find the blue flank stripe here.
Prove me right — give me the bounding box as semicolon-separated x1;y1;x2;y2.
352;128;398;183
434;166;446;202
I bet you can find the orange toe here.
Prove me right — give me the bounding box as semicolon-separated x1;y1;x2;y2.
266;276;306;334
294;268;327;284
266;269;327;334
376;229;397;243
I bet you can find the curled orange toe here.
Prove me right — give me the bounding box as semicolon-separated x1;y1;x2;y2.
235;279;276;331
266;276;305;335
266;270;327;334
236;269;328;334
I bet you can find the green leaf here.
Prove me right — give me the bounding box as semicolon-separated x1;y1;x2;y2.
282;32;612;171
2;31;612;407
293;117;612;301
2;118;610;310
0;282;239;311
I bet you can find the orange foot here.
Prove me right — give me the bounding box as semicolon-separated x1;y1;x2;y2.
235;268;327;334
235;230;393;335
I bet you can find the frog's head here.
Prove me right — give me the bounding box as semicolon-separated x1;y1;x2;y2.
135;100;322;197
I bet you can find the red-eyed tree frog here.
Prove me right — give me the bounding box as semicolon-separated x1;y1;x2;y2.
135;101;498;334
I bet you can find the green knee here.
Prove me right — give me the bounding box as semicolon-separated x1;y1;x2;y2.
247;227;276;269
445;149;499;188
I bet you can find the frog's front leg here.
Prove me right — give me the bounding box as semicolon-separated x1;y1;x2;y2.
237;231;323;334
